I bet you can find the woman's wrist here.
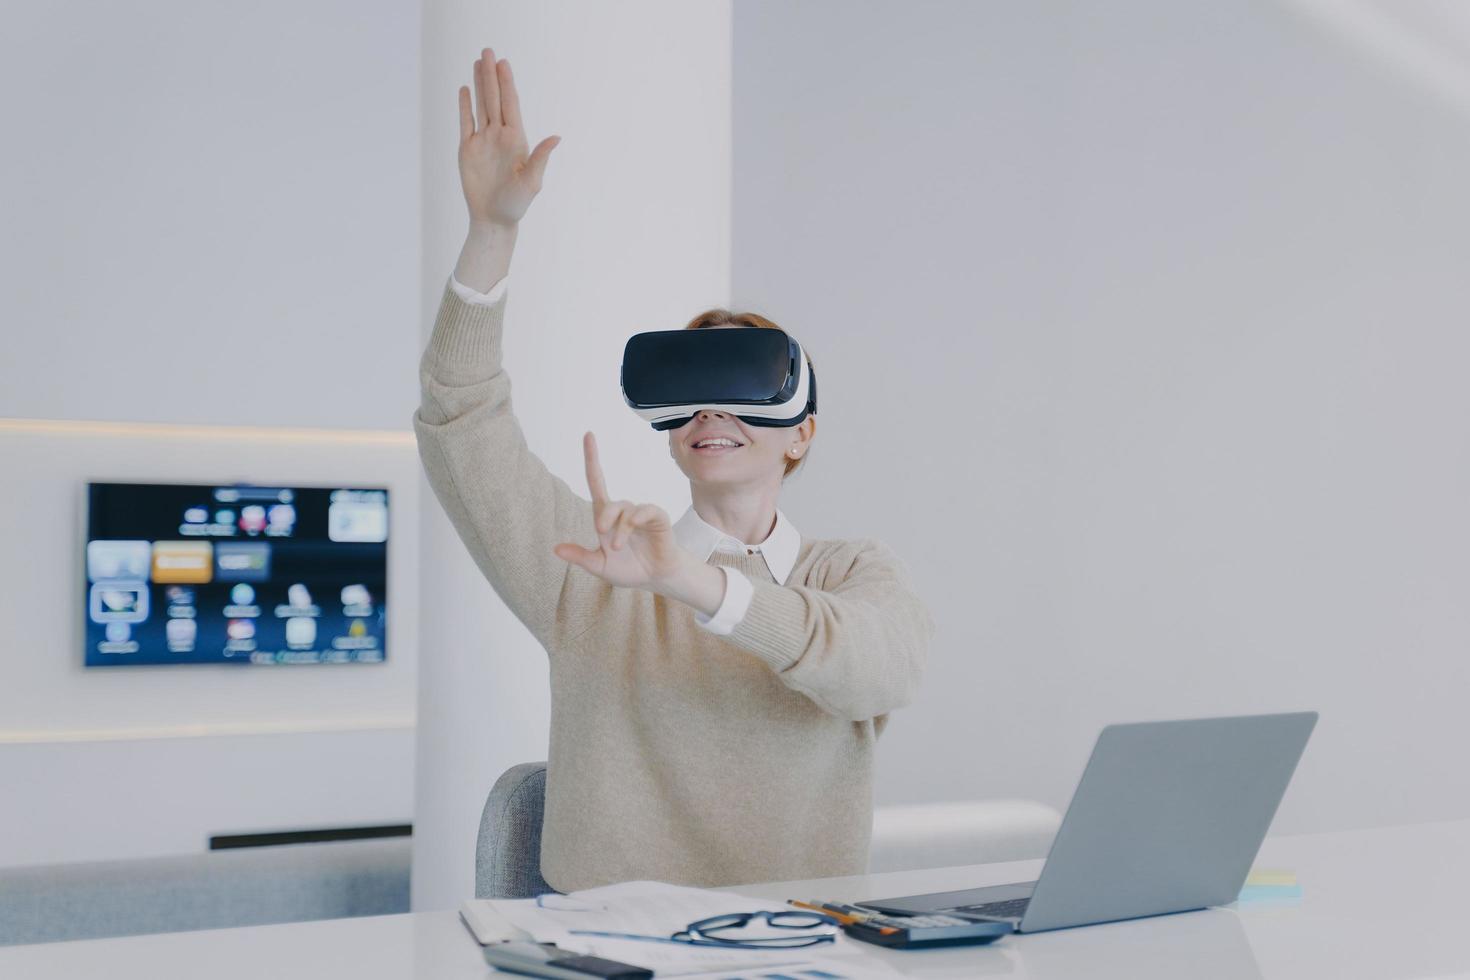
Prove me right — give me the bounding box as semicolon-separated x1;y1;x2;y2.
652;554;727;618
454;220;519;292
467;218;519;239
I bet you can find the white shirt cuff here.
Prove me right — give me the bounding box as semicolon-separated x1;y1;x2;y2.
694;566;754;635
449;272;508;306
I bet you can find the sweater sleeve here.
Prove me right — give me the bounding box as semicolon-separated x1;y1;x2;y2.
413;276;600;650
724;539;935;721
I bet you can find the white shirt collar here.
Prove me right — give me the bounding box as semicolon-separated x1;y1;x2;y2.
672;505;801;586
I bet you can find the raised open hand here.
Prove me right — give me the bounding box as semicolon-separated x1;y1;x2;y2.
458;47;560;227
553;432;690;591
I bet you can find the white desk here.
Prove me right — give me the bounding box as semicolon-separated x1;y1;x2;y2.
3;818;1465;979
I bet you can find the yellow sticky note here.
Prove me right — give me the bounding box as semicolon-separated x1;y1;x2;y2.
1245;869;1297;887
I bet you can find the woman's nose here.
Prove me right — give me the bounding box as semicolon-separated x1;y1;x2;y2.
697;409;728;420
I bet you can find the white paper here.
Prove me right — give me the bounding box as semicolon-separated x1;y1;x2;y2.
488;881;775;935
670;959;906;980
483;880;902;978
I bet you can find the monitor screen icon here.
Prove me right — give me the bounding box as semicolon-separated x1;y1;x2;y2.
328;493;388;543
215;542;271;583
285;617;317;649
166;618;197;651
90;582;149;624
87;541;151;582
151;541;214;584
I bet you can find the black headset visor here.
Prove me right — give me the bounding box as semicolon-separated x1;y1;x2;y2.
621;328;816;430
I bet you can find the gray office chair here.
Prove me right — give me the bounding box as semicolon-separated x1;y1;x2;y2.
474;761;1061;900
476;761;555;899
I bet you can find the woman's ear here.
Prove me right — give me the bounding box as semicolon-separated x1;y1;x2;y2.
781;419;814;481
790;415;816;456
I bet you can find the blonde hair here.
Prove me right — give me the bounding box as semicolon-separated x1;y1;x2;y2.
683;308;815;479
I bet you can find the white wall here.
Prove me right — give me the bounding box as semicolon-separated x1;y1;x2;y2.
413;0;732;910
3;728;413;867
0;0;422;865
0;419;420;866
731;0;1470;835
0;0;420;431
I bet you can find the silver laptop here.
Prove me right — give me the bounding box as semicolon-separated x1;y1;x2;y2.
858;711;1318;933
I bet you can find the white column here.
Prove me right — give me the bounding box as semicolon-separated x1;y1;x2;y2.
414;0;732;910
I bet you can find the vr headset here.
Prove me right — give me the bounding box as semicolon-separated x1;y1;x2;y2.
621;327;817;431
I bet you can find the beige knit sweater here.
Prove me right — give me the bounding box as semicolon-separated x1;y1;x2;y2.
413;279;936;892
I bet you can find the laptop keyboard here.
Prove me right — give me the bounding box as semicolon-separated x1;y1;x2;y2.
954;897;1031;920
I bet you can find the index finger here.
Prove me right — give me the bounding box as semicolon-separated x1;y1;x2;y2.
583;431;609;505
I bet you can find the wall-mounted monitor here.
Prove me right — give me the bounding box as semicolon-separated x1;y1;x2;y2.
84;482;388;667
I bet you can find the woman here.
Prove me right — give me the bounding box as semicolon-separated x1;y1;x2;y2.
415;47;936;892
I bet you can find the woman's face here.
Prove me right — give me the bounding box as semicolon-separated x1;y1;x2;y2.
667;324;815;486
669;407;813;486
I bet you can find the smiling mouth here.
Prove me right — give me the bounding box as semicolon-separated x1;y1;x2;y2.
690;438;744;453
